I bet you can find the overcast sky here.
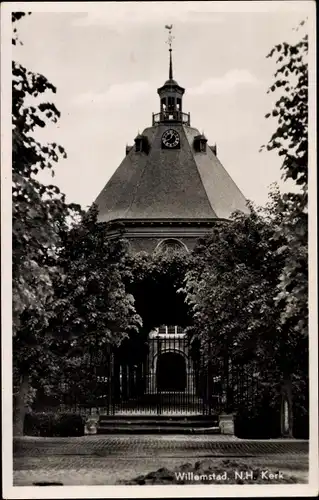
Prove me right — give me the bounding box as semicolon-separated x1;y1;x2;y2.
13;1;312;209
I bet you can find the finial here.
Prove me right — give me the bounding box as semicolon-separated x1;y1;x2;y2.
165;24;174;80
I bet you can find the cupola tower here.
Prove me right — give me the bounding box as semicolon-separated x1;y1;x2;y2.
153;25;190;127
94;25;249;253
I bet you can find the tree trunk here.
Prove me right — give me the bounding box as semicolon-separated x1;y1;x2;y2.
280;378;294;437
13;374;29;436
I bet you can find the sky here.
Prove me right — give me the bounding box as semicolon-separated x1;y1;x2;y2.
12;1;313;210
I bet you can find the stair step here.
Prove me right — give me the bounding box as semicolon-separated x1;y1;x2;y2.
96;425;221;434
97;412;220;434
98;420;218;427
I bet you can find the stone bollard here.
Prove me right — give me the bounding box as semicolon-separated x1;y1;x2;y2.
219;413;235;435
84;415;99;435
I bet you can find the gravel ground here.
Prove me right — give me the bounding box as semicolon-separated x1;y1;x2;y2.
13;435;309;486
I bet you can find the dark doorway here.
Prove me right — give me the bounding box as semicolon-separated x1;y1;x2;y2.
157;352;186;391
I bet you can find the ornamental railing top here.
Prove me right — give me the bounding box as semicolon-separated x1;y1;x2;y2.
152;111;190;126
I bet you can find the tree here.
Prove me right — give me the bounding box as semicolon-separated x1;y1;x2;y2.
39;206;142;409
12;12;80;434
262;21;309;434
183;192;307;436
51;206;141;348
184;200;284;359
262;21;308;336
12;12;78;333
12;14;142;433
184;22;309;437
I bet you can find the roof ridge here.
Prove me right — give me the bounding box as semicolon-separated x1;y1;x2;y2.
183;126;217;218
94;124;249;222
185;127;249;218
123;129;155;217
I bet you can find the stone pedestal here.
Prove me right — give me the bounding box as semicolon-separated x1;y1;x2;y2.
219;413;235;435
84;415;99;435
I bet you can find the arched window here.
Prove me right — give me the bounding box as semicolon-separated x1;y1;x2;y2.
155;238;188;254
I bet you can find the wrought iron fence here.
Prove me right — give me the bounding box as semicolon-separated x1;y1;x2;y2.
31;327;262;417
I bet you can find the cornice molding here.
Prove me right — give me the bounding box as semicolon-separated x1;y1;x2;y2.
104;218;231;240
105;217;228;227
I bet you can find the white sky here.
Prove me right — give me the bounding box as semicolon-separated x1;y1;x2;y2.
13;1;312;210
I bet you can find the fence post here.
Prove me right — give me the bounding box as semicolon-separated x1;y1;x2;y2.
156;335;161;415
207;338;213;415
107;345;112;416
224;352;233;413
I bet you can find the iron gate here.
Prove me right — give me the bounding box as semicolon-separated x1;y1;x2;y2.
53;326;260;416
90;326;233;415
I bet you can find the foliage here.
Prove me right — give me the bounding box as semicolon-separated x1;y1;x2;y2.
30;205;143;403
262;21;308;335
12;13;83;433
181;22;309;436
12;12;80;336
126;247;192;330
271;192;308;335
12;14;143;423
262;21;308;189
234;389;282;439
24;411;85;437
51;205;142;347
12;15;141;426
184;199;288;369
12;12;30;45
183;191;307;437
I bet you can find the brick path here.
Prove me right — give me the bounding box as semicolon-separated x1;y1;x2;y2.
13;435;309;486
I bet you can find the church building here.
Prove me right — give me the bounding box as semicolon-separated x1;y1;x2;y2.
93;27;249;425
94;29;248;251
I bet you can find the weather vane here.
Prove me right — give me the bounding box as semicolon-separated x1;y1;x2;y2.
165;24;174;51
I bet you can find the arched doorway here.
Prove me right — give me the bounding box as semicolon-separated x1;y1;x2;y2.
157;352;186;391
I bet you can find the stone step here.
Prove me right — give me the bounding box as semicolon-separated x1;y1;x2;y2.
96;425;221;434
96;412;221;434
98;419;219;427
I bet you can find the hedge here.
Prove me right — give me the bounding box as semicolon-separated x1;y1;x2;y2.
24;412;85;437
234;406;281;439
234;401;309;439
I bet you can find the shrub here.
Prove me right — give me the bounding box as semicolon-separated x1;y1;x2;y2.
292;380;309;439
234;390;309;439
293;401;309;439
55;413;84;437
24;412;55;437
24;412;85;437
234;390;281;439
234;406;281;439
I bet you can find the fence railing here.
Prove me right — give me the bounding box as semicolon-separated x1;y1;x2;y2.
152;111;190;126
31;337;261;417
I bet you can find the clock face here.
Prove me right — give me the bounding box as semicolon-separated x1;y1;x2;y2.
162;129;180;149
